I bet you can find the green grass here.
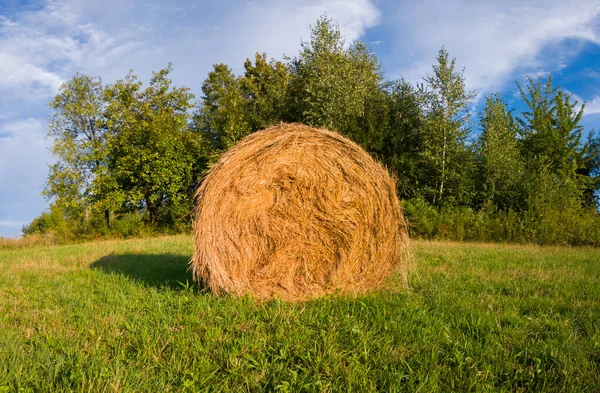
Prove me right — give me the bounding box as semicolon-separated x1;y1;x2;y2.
0;236;599;392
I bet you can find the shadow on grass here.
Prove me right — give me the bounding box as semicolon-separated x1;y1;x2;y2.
91;253;203;291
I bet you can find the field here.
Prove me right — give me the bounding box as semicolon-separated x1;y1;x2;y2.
0;236;599;392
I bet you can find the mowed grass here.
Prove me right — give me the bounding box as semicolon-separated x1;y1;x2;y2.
0;236;599;392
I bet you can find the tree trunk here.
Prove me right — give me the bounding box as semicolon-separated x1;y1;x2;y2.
439;122;447;205
146;197;158;224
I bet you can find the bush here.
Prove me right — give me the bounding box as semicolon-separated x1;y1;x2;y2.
109;212;152;238
22;207;166;243
402;198;600;246
22;204;72;242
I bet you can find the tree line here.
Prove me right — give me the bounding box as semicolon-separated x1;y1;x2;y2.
25;17;600;245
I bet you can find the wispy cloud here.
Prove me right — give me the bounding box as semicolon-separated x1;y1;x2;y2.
584;96;600;115
0;3;145;114
0;0;381;236
1;0;381;102
565;90;600;117
2;0;599;238
389;0;600;98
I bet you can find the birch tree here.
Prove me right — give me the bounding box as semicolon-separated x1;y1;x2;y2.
419;47;476;206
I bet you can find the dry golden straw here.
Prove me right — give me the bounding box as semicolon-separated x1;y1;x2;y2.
191;123;409;301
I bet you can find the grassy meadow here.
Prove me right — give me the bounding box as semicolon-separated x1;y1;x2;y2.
0;236;599;392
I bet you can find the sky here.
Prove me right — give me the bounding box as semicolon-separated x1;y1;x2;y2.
1;0;600;237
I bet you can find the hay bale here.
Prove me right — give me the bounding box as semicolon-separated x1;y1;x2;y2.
191;123;409;301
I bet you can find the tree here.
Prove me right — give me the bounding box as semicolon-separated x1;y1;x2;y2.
518;76;580;172
581;133;600;208
477;95;525;210
194;64;250;152
377;80;424;199
288;16;382;146
100;65;203;226
419;47;476;206
517;75;599;208
44;74;105;220
240;53;291;131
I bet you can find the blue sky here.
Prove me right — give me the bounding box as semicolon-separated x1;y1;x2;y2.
1;0;600;237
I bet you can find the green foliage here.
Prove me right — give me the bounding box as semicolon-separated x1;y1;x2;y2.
109;212;152;238
44;74;105;219
518;76;585;174
419;47;477;206
377;80;424;198
40;65;204;236
288;16;382;146
194;63;251;152
23;207;161;242
517;75;597;209
582;133;600;207
405;198;515;243
1;236;599;391
100;65;202;226
404;197;600;246
241;53;291;131
36;15;600;246
477;95;525;210
22;204;70;241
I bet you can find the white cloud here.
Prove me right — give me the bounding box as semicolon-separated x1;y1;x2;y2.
111;0;381;91
0;0;380;237
391;0;600;98
1;0;380;100
584;96;600;116
565;91;600;117
0;53;64;94
0;1;161;107
2;0;599;237
218;0;380;59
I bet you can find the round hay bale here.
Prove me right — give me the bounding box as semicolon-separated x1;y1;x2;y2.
191;123;409;301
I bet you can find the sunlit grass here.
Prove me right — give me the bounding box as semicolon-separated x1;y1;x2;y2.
1;236;599;392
